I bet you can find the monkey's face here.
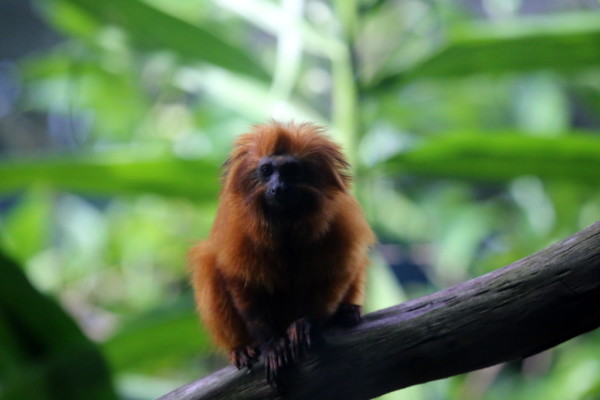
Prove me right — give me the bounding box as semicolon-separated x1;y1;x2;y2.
224;122;351;226
257;154;319;217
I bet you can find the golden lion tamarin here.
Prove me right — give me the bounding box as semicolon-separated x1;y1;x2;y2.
189;121;375;387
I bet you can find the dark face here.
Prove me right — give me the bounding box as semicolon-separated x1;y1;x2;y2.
257;154;317;216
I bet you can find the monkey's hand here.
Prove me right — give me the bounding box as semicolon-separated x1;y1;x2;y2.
287;317;322;363
327;303;362;328
262;337;291;389
262;318;324;391
230;345;259;370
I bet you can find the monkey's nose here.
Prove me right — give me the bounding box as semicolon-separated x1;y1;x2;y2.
267;183;293;207
270;183;288;197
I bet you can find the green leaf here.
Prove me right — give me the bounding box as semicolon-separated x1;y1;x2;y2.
103;298;210;372
0;151;220;201
374;13;600;88
51;0;270;81
0;187;53;263
385;133;600;184
0;251;118;400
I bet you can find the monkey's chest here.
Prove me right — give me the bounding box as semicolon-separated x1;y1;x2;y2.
258;262;331;322
244;241;341;326
257;286;324;331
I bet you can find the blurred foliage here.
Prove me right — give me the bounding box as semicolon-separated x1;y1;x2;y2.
0;250;118;400
0;0;599;399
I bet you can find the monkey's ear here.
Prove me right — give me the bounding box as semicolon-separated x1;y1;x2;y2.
329;144;352;190
331;160;352;191
317;149;351;192
221;157;233;182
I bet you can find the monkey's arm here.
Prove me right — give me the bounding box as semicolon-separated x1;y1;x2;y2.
223;276;295;386
189;246;262;370
224;276;279;343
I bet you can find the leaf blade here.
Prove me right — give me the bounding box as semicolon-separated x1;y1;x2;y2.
0;151;220;201
373;13;600;89
56;0;270;81
385;133;600;184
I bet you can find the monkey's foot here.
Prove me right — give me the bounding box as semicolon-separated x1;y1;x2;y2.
230;345;259;370
328;303;362;328
263;338;291;389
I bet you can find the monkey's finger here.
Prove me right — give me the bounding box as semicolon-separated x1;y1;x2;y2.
266;357;280;387
290;338;299;362
266;360;272;385
303;320;312;349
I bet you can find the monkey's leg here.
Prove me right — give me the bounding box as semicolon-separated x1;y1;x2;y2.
190;248;259;369
199;269;259;370
327;272;365;328
328;303;362;328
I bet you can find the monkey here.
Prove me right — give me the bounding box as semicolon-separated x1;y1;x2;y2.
189;121;375;388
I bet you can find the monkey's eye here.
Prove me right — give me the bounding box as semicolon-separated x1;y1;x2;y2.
259;163;274;179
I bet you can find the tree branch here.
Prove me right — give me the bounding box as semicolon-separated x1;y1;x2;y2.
159;221;600;400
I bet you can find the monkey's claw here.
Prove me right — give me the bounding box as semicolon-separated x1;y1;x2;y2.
287;317;314;363
230;345;259;370
263;338;290;388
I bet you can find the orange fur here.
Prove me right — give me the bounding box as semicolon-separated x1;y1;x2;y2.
189;121;375;377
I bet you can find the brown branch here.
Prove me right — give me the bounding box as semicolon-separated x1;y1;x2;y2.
158;221;600;400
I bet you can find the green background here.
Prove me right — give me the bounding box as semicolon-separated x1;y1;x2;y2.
0;0;599;399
